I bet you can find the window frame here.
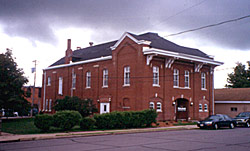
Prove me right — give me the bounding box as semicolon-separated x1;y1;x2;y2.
72;73;76;89
47;76;51;86
49;99;52;112
173;69;179;87
45;99;48;111
124;66;130;86
58;77;63;95
204;104;208;112
184;70;190;88
86;71;91;88
103;69;108;87
201;72;206;90
153;66;160;86
156;102;162;112
149;102;154;109
199;104;203;112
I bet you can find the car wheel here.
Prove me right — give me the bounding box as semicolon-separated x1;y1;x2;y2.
214;123;218;130
246;122;250;128
229;123;235;129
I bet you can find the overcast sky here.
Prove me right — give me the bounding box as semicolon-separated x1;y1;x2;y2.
0;0;250;88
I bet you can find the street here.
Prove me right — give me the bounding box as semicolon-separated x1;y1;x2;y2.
1;127;250;151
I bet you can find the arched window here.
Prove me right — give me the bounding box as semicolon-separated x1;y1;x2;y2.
149;102;154;109
156;102;162;112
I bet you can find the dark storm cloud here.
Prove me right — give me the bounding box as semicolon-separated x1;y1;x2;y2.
0;0;249;50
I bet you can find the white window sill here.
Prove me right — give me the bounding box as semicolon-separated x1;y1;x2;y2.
102;86;108;88
72;88;76;90
201;88;207;91
204;110;208;112
153;84;160;87
49;110;51;112
157;110;162;112
85;87;91;89
123;84;130;87
173;86;179;88
47;85;51;86
199;110;203;112
58;93;63;95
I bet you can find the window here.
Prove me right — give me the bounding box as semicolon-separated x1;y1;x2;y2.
149;102;154;109
58;77;63;95
199;104;203;112
47;77;51;86
173;69;179;87
45;99;48;111
201;72;206;89
124;66;130;86
43;99;45;111
72;73;76;89
204;104;208;112
231;107;237;112
153;66;159;86
184;70;190;88
49;99;52;112
157;102;162;112
103;69;108;87
86;71;91;88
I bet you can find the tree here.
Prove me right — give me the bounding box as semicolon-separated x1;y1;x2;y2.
54;96;98;117
0;49;31;116
226;62;250;88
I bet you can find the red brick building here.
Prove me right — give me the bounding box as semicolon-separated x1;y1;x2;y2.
41;32;223;121
23;86;42;111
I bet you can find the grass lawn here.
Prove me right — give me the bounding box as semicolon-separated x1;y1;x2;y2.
1;118;82;134
173;122;197;126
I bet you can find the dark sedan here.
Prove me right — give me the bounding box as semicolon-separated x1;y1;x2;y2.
197;114;236;130
234;112;250;127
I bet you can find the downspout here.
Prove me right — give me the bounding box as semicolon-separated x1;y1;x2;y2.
43;71;46;111
212;68;215;115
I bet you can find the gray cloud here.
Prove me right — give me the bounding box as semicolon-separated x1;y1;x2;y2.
0;0;249;50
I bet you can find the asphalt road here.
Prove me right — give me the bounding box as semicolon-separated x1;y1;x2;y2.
1;127;250;151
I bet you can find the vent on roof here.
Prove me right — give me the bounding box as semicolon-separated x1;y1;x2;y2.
89;42;94;46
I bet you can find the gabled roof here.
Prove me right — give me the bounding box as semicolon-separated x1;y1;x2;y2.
215;88;250;101
50;32;212;67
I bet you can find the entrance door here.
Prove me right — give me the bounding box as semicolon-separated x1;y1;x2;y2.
100;103;110;114
176;99;189;120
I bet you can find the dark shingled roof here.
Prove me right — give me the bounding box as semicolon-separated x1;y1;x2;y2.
50;32;210;67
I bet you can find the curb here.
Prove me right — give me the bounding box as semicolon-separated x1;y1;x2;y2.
0;125;198;143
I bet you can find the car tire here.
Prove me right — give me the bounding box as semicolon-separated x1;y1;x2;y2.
246;122;250;128
214;123;218;130
229;123;235;129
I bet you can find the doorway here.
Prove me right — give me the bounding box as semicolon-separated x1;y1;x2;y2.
176;99;189;121
100;103;110;114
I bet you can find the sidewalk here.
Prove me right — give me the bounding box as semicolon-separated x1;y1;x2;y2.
0;125;198;143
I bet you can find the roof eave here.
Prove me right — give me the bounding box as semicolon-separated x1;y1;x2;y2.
143;47;223;66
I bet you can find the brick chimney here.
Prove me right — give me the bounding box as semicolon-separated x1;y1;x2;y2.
65;39;73;64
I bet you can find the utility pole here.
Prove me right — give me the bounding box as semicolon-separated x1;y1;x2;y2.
31;60;37;116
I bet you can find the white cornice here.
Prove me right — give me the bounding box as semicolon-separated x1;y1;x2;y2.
143;48;223;66
215;101;250;104
110;32;151;50
44;56;112;70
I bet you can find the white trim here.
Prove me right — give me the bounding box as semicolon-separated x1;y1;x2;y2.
43;71;46;111
44;56;112;70
215;101;250;104
143;48;223;66
110;32;151;50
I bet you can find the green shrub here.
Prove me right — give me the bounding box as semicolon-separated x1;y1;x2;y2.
34;114;53;131
53;110;82;130
80;117;96;130
94;109;157;129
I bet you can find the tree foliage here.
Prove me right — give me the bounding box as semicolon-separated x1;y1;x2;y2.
54;96;98;117
226;62;250;88
0;49;31;116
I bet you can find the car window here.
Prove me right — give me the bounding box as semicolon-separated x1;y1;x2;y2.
223;115;231;120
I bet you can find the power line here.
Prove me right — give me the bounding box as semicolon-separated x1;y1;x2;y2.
165;14;250;37
145;0;207;31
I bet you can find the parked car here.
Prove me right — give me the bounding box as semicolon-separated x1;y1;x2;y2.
197;114;236;130
234;112;250;127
